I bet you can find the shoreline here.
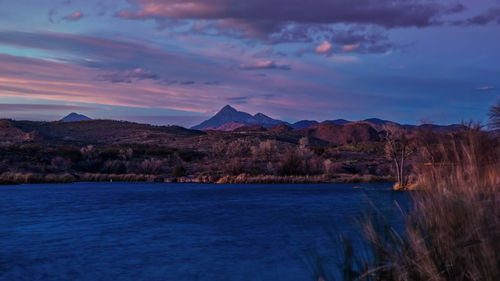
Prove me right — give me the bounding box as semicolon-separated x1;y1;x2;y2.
0;172;394;186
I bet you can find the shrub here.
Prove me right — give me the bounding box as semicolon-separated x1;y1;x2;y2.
223;158;244;175
225;139;252;157
172;164;187;177
137;158;163;175
101;160;127;174
50;157;72;172
279;149;302;175
0;160;9;173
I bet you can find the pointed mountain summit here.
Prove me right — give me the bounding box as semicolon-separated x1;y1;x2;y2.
191;105;252;130
191;105;285;130
60;113;92;122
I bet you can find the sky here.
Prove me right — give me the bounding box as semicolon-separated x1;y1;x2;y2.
0;0;499;127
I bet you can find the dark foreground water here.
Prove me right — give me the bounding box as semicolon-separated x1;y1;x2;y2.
0;182;408;281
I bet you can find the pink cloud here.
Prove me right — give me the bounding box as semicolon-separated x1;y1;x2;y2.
65;11;83;21
315;40;332;54
342;43;360;52
117;1;223;19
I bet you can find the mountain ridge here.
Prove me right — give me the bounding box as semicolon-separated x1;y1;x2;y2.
192;105;462;132
60;113;92;122
191;105;285;130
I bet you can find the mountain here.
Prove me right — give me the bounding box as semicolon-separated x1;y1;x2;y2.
191;105;285;130
60;113;92;122
249;113;284;128
363;118;394;125
191;105;465;133
291;120;319;129
191;105;252;130
322;119;351;125
415;123;466;133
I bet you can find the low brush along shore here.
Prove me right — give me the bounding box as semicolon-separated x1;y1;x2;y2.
0;172;394;185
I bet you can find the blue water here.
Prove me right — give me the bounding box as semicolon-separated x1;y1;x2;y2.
0;182;408;281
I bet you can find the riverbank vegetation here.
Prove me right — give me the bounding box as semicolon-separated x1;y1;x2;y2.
319;119;500;279
0;120;497;186
0;132;395;185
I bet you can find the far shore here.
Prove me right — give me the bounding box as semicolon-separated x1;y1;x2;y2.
0;172;394;186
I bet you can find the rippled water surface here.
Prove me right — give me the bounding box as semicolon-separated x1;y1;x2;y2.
0;182;408;281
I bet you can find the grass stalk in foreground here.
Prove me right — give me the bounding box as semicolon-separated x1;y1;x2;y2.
328;127;500;281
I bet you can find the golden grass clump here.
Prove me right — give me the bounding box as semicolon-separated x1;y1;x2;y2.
347;126;500;281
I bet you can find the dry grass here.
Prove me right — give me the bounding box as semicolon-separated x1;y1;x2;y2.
213;173;393;184
0;172;165;185
331;127;500;281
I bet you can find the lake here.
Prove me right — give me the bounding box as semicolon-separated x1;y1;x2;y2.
0;182;408;281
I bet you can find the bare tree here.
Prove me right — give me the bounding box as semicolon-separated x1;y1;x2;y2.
489;99;500;129
383;124;413;189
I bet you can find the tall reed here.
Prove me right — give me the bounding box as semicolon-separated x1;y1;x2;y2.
334;126;500;281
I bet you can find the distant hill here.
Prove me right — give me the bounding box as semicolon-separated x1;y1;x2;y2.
233;125;266;132
191;105;285;130
322;119;351;125
291;120;319;129
0;119;36;142
11;119;204;144
60;113;92;122
297;122;380;144
414;123;466;133
268;123;293;134
363;118;394;125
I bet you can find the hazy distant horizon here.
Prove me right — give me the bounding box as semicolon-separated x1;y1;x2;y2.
0;104;477;128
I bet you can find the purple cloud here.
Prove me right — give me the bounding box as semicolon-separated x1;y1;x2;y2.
115;0;466;46
0;30;200;81
117;0;458;27
97;68;159;83
239;60;291;70
466;8;500;25
0;104;90;112
226;96;248;105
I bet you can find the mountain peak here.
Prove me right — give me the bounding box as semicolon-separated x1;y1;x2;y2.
191;105;252;130
60;113;92;122
219;105;237;113
191;105;285;130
